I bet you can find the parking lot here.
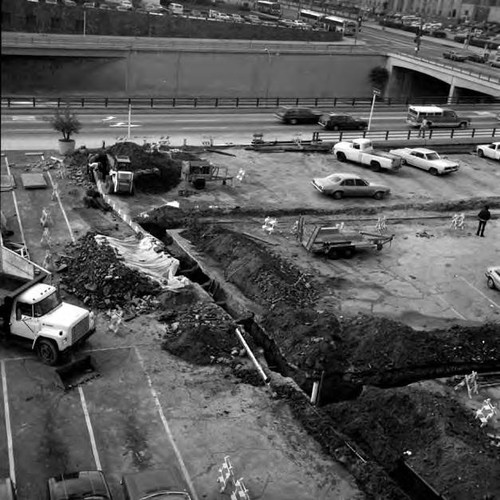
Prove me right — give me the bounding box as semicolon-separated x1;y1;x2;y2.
0;348;190;499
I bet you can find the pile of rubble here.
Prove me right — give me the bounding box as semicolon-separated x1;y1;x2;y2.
58;232;161;310
160;298;253;365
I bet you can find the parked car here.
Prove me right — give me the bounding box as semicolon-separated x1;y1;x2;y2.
476;141;500;161
275;106;322;125
443;50;469;62
389;147;460;175
486;266;500;290
319;113;368;131
47;471;112;500
311;172;390;200
122;468;192;500
464;51;489;63
0;478;16;500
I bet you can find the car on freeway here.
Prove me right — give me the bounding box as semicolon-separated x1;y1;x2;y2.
275;106;323;125
0;478;16;500
319;113;368;131
476;141;500;161
122;468;192;499
217;12;232;21
244;14;261;23
389;147;460;175
443;50;469;62
231;13;245;22
48;471;112;500
311;172;390;200
279;18;295;27
486;266;500;290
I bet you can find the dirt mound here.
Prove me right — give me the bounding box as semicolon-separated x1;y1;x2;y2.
326;385;500;500
68;142;186;193
183;224;317;308
159;295;258;366
341;315;500;386
58;232;161;310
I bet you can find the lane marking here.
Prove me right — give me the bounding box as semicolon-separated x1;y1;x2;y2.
435;294;467;320
457;275;500;310
78;386;102;471
11;116;37;121
47;171;75;244
1;360;16;486
3;156;29;256
134;347;199;500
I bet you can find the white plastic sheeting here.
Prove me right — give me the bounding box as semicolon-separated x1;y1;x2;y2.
94;234;189;290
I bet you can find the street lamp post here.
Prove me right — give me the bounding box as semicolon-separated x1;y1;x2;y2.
367;88;380;132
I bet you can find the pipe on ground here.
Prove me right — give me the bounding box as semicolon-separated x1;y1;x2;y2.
235;327;270;385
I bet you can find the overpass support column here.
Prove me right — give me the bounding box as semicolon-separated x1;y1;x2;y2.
447;77;456;105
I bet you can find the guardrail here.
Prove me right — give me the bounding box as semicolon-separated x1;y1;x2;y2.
2;95;499;110
312;127;499;142
389;53;500;84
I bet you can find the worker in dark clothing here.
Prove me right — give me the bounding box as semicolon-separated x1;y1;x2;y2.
476;205;491;237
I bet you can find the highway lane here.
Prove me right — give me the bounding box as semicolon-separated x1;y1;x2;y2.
2;108;498;149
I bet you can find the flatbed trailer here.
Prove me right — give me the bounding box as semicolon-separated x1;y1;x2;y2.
301;223;394;259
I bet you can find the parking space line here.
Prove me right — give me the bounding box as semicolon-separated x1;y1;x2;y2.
47;171;76;244
457;275;500;310
78;386;102;470
1;361;16;486
134;348;199;500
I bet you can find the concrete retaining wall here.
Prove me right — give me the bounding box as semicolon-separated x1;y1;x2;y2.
2;52;385;97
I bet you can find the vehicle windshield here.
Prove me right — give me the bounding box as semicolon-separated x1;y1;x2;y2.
426;152;440;160
326;175;342;183
142;493;191;500
34;291;62;317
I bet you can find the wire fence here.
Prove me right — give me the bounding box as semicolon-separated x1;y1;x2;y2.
2;95;499;110
312;127;499;142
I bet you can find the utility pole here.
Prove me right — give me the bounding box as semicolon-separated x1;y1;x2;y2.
127;103;131;141
367;88;380;132
83;9;86;36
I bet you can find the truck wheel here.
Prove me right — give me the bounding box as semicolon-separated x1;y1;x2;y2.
290;118;298;125
373;191;384;200
429;167;438;176
401;158;408;165
336;152;347;162
333;125;340;131
459;122;468;129
332;191;343;199
193;178;206;189
36;339;59;366
371;161;381;172
327;248;340;259
343;247;355;259
487;277;496;290
478;149;484;158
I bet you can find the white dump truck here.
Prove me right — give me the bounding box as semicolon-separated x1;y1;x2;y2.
333;138;402;172
0;244;95;365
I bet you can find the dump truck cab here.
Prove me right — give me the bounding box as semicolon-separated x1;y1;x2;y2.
1;245;96;365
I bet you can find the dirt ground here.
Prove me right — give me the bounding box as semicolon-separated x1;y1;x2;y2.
3;146;500;499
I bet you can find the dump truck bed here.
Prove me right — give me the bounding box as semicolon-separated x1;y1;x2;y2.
0;273;31;302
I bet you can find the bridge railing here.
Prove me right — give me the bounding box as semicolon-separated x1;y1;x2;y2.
312;127;499;142
389;52;500;84
2;95;499;110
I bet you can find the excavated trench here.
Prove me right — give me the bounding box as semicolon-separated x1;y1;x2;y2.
137;216;500;500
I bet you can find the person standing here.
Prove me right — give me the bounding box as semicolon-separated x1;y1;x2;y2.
418;118;429;138
476;205;491;237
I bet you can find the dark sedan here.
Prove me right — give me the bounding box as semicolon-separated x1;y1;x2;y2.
318;113;368;131
274;106;323;125
47;471;112;500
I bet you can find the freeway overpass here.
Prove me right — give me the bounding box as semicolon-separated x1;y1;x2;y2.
387;53;500;102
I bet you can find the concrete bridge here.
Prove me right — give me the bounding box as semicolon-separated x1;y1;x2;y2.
387;53;500;102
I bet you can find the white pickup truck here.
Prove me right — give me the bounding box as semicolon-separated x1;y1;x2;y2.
333;138;402;172
0;245;95;365
476;142;500;161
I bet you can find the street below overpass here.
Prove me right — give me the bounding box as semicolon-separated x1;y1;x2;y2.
1;105;499;149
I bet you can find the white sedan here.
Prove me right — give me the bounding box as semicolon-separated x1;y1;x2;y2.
476;142;500;161
389;147;459;175
486;266;500;290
